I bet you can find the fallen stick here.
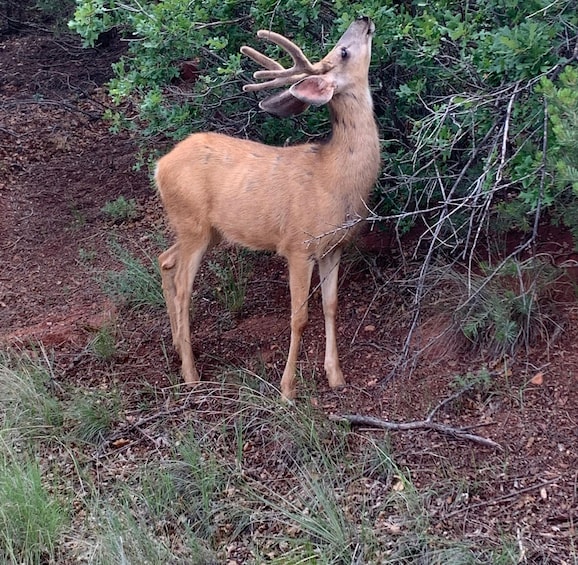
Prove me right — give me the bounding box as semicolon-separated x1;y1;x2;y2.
329;413;503;451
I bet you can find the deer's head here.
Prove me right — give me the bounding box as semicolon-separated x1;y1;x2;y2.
241;17;375;117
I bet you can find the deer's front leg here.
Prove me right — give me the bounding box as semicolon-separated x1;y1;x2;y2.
318;249;345;389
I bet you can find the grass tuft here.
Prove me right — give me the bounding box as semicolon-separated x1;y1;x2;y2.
207;248;253;316
0;452;68;564
103;239;164;308
69;390;122;444
89;324;118;361
0;350;63;439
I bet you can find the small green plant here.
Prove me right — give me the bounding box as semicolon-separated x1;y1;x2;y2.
69;390;122;444
446;368;497;415
70;207;86;228
103;240;164;308
454;258;558;357
451;368;493;393
89;325;118;361
78;247;97;264
207;249;252;316
101;195;138;223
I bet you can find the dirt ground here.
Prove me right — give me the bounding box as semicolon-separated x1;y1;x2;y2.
1;28;577;562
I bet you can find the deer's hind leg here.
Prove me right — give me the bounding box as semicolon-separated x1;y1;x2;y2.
280;253;315;401
159;244;180;346
159;238;209;384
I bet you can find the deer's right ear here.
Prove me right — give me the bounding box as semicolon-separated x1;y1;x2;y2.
259;90;311;117
289;76;335;106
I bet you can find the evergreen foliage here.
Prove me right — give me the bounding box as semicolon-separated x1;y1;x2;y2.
69;1;578;251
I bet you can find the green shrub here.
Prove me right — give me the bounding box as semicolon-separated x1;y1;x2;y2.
455;258;558;356
101;195;138;223
69;1;578;260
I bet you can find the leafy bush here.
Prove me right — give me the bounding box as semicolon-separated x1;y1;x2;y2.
69;0;578;256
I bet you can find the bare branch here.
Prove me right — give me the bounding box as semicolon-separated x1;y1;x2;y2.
330;407;503;451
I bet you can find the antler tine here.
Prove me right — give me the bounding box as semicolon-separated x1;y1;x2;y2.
255;30;317;76
240;46;284;72
241;29;320;93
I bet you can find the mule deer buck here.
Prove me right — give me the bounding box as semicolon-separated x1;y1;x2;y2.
157;17;381;400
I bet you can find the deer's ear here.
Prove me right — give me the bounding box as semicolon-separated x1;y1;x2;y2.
289;76;335;106
259;90;310;117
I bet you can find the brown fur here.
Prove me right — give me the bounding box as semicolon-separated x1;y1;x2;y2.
157;18;380;400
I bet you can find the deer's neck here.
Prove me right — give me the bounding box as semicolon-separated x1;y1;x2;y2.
325;89;381;197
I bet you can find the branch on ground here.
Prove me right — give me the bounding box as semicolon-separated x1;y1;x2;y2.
330;387;503;450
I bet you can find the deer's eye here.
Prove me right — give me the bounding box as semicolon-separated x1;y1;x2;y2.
340;47;349;59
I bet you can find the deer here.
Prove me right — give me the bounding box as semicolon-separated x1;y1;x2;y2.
156;16;381;401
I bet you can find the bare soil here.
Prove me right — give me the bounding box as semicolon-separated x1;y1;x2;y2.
1;28;577;562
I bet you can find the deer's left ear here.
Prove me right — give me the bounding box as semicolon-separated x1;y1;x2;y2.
259;89;310;117
289;76;336;106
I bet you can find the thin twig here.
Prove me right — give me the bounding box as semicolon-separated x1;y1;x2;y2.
330;383;504;451
426;383;475;420
3;98;101;120
442;477;560;519
95;397;195;457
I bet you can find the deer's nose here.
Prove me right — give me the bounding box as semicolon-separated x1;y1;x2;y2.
356;16;375;34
